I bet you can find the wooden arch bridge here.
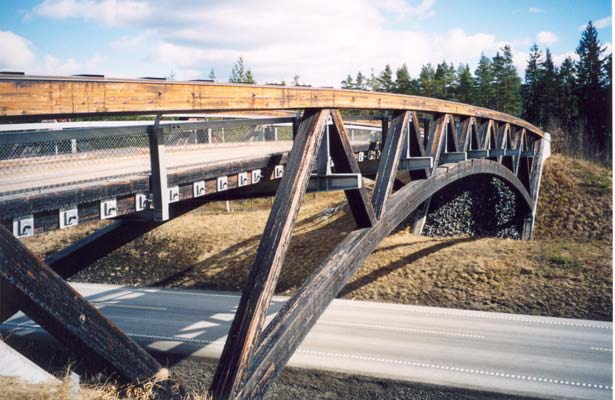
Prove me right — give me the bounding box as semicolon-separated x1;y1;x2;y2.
0;74;550;399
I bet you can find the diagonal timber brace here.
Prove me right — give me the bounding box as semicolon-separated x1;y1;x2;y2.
0;225;171;385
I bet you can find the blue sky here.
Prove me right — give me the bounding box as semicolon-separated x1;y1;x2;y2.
0;0;611;86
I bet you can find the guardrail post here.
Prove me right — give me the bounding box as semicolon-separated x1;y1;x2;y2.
148;114;169;221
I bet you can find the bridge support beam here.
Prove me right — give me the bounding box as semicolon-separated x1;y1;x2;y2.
0;226;179;392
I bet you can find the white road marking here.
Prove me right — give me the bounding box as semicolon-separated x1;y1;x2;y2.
299;349;613;391
91;302;167;311
406;308;612;330
591;347;613;352
319;321;485;339
3;323;611;393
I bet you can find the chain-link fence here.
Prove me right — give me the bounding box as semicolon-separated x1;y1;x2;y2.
0;119;380;199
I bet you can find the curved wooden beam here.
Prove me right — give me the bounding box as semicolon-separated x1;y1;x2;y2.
237;158;532;399
0;74;543;137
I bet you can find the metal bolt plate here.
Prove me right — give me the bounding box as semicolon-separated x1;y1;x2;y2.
168;186;180;203
217;176;228;192
135;193;149;211
13;215;34;238
274;165;284;179
100;198;117;220
193;180;206;197
252;169;262;184
238;172;249;187
59;206;79;229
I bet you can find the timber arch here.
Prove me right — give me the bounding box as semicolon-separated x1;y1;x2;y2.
0;74;551;400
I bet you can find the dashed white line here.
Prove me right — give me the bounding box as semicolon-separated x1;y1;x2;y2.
319;321;485;339
405;308;612;330
591;347;613;352
299;349;613;391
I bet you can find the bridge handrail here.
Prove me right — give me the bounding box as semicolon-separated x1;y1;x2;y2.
0;74;543;138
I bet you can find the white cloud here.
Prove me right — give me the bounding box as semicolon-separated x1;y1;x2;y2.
0;31;36;70
24;0;573;85
0;30;105;75
579;16;612;31
528;7;544;14
33;0;153;26
536;31;558;45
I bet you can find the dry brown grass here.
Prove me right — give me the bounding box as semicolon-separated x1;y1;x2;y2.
23;154;612;322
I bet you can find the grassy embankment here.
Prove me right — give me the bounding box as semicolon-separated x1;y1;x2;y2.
24;153;612;321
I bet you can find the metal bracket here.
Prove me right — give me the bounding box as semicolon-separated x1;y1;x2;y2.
488;149;518;157
100;198;117;220
59;206;79;229
168;186;180;203
238;172;249;187
252;169;262;184
440;152;467;164
12;215;34;238
217;176;229;192
135;193;149;211
398;157;433;171
308;173;362;192
193;180;206;197
274;165;284;179
467;149;489;159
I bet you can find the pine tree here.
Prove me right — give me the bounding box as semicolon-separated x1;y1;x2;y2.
539;48;558;125
341;74;354;89
455;64;474;104
474;53;495;108
434;61;456;100
557;56;577;125
576;21;608;145
377;64;395;92
245;69;255;84
367;68;380;91
229;57;246;83
522;44;543;124
492;45;521;115
208;68;216;81
395;64;412;94
354;72;367;90
418;63;436;97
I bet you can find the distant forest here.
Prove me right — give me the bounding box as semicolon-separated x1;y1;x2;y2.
339;22;612;163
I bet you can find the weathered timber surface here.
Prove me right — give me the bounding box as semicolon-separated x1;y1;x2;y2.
0;225;166;382
210;109;330;400
329;110;375;228
371;111;411;218
238;159;533;399
0;75;543;137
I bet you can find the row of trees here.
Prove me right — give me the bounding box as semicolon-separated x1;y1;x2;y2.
340;44;522;116
340;22;612;154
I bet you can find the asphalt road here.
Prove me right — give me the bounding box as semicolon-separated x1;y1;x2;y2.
2;283;612;400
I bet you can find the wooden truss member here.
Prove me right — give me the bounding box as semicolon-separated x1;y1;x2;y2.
0;225;180;392
210;109;376;399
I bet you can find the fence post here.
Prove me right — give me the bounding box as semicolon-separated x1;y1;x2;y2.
148;114;169;221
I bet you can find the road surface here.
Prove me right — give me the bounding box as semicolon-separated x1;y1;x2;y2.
1;283;612;400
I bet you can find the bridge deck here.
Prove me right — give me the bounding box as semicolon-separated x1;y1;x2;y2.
1;141;296;197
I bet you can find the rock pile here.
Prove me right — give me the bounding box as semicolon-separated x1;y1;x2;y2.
422;175;526;239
